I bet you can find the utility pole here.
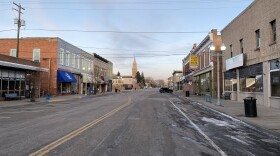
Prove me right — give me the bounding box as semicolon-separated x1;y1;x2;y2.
13;2;25;58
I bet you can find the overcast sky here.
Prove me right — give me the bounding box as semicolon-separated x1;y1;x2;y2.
0;0;253;79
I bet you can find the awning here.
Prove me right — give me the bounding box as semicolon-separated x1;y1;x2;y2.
57;70;77;82
0;61;49;72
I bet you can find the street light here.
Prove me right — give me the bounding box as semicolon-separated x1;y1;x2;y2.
210;43;226;106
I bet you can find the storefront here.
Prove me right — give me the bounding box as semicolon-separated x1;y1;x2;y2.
0;54;48;100
224;70;237;100
57;70;77;95
0;69;27;99
194;72;212;96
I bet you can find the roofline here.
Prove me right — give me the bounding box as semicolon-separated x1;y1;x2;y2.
221;0;257;32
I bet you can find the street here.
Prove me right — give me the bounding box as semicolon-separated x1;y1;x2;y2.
0;89;279;156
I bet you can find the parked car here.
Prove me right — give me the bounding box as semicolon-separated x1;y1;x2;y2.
159;87;173;93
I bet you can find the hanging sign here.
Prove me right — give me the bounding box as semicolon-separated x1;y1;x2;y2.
190;55;199;70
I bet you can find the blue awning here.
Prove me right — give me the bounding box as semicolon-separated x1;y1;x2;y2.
57;70;77;83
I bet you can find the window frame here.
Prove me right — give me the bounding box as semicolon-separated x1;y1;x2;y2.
10;49;17;57
59;48;64;65
255;29;260;48
240;39;243;53
33;48;40;62
270;20;277;42
65;51;70;66
229;44;233;57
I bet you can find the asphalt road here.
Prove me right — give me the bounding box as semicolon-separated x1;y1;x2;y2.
0;89;279;156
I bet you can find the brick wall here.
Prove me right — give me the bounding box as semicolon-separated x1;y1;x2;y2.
221;0;280;71
0;38;59;95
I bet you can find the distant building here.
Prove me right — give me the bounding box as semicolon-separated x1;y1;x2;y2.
221;0;280;108
132;57;138;78
172;70;183;91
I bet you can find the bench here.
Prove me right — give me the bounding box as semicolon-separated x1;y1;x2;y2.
4;93;20;100
205;94;212;103
223;92;231;100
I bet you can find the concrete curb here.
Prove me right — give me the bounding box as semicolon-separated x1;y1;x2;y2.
172;93;280;137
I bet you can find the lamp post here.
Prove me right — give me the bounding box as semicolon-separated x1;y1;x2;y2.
210;43;226;106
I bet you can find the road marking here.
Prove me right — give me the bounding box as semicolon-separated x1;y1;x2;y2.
29;96;132;156
0;110;43;114
0;116;11;119
169;100;227;156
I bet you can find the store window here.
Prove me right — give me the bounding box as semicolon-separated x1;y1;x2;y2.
224;70;237;92
271;59;280;97
239;63;263;92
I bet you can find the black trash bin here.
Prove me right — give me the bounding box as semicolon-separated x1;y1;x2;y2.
186;91;190;97
243;97;257;117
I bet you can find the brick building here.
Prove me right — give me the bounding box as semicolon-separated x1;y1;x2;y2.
182;29;223;98
0;54;48;100
221;0;280;108
0;37;112;96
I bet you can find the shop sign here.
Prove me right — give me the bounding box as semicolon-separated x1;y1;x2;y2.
226;53;244;71
190;55;199;70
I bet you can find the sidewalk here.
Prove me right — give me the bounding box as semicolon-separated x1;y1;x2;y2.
0;92;116;108
174;91;280;134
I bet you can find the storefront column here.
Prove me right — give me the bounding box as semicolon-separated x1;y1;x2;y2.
263;61;270;107
236;69;240;101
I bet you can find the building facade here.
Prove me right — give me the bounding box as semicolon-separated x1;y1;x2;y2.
172;70;183;91
0;54;48;100
182;29;223;98
221;0;280;108
0;37;112;96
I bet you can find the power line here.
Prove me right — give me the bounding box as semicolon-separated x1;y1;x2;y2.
78;46;186;53
23;29;208;34
25;6;244;11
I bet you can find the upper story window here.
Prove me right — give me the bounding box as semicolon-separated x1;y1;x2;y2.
240;39;243;53
76;55;80;69
59;48;64;65
33;49;40;62
270;20;276;43
230;45;233;57
72;53;75;67
65;51;70;66
10;49;17;57
255;29;260;48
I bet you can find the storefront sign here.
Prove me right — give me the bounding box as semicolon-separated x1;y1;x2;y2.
190;55;199;70
226;54;244;71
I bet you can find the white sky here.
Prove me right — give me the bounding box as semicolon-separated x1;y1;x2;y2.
0;0;254;79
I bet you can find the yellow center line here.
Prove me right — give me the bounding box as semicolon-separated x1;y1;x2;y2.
29;96;132;156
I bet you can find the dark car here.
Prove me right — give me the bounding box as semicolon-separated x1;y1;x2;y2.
159;87;173;93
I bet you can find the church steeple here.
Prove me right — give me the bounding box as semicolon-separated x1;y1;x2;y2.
132;57;137;78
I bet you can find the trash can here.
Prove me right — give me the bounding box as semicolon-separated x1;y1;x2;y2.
243;97;257;117
186;91;190;97
115;89;118;93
